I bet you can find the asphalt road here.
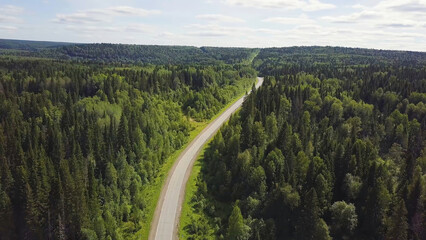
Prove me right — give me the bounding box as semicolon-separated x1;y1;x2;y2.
149;77;264;240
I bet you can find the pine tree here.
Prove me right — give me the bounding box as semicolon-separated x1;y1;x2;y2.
227;204;250;240
117;115;130;153
385;199;408;240
0;185;14;239
295;188;331;240
359;164;390;238
265;112;278;142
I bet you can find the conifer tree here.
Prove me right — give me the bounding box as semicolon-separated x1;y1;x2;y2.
227;204;250;240
385;199;408;240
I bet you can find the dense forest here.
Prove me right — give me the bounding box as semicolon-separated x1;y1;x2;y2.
0;54;256;239
0;40;259;65
184;48;426;240
1;41;426;240
0;39;74;51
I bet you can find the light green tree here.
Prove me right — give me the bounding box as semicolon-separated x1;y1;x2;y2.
330;201;357;239
227;204;251;240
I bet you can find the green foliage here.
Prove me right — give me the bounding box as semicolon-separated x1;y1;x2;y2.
188;48;426;240
330;201;357;239
295;189;331;240
2;44;426;240
0;56;255;239
0;40;259;65
385;199;408;240
0;38;73;51
227;204;250;240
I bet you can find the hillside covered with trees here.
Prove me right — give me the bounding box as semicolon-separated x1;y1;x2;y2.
0;55;255;239
0;41;426;240
184;47;426;240
0;40;260;65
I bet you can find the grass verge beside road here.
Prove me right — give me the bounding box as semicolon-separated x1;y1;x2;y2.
137;120;207;240
178;141;212;239
177;79;259;239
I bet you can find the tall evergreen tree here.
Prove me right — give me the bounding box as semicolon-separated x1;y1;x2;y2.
227;204;251;240
385;199;408;240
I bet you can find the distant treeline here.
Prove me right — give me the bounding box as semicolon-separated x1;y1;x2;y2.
0;39;260;65
2;39;425;66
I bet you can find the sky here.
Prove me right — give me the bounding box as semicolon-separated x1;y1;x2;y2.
0;0;425;51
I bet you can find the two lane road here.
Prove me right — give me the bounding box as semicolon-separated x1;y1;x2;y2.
149;77;264;240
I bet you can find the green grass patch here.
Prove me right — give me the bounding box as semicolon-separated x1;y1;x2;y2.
178;141;212;239
137;120;207;240
178;110;245;240
177;81;257;239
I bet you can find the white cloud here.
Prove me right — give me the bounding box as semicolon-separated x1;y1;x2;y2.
105;6;161;16
223;0;335;11
263;14;315;25
66;25;121;33
1;1;425;52
0;5;23;15
0;25;17;31
379;23;416;28
65;23;159;35
0;5;23;23
53;6;160;24
322;0;426;28
304;0;336;11
314;1;425;50
0;5;23;31
387;0;426;12
181;10;425;50
186;24;235;37
322;11;380;23
351;4;366;9
157;32;175;38
196;14;245;23
55;13;104;24
125;24;156;33
0;15;21;23
185;23;285;38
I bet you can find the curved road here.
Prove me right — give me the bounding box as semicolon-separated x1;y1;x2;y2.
149;77;264;240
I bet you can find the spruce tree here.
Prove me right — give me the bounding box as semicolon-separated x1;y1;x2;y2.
227;204;250;240
385;199;408;240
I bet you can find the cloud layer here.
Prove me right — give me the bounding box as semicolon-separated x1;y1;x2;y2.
224;0;335;11
53;6;160;24
196;14;245;23
0;5;23;31
0;0;425;51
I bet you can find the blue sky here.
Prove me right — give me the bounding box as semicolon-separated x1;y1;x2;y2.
0;0;425;51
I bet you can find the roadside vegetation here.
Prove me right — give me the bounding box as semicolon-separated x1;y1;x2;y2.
0;54;256;240
181;47;426;240
1;41;425;240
